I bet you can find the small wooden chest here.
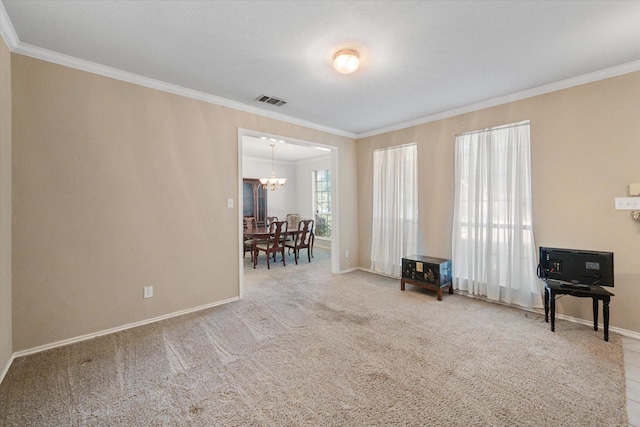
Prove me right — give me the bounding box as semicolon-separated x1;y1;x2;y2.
401;255;453;300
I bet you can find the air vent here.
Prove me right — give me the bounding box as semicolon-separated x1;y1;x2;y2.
255;94;287;107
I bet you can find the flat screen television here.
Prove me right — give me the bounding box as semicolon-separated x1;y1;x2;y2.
539;247;614;287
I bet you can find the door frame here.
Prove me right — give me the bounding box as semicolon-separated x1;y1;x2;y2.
237;128;340;297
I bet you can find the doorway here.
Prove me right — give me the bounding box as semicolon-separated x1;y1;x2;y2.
237;129;339;296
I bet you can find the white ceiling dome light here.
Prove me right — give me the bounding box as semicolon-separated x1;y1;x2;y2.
332;48;360;74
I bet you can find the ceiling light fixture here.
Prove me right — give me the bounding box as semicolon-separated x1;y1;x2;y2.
332;48;360;74
260;144;286;191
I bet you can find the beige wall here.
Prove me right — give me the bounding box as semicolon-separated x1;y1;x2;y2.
11;55;357;351
0;37;12;373
358;72;640;333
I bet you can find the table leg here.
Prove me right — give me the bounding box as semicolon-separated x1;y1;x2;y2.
400;279;405;291
592;298;599;331
544;286;549;323
253;244;258;269
550;289;556;332
603;298;610;342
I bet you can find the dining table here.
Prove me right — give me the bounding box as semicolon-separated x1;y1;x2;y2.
243;226;272;239
243;226;297;267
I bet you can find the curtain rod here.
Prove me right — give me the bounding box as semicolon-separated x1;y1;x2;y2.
455;120;530;137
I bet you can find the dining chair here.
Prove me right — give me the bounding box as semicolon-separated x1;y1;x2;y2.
254;220;288;269
309;219;315;258
243;217;257;261
284;219;314;264
285;213;300;230
266;216;284;259
284;213;300;246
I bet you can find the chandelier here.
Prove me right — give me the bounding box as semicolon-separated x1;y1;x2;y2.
260;144;286;190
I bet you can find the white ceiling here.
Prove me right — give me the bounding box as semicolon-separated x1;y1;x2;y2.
2;0;640;140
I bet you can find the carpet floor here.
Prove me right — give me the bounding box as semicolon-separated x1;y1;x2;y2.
0;248;628;426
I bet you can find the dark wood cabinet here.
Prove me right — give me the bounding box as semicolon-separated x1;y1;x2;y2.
401;255;453;300
243;179;267;227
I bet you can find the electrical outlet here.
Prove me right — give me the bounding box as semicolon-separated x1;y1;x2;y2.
143;286;153;299
615;197;640;210
345;250;349;258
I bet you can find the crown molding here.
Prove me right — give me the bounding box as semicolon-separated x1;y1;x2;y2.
0;1;18;48
14;42;357;139
2;4;638;141
0;5;356;139
358;60;640;139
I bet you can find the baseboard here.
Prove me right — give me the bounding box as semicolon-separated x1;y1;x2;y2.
553;313;640;340
356;267;400;280
455;290;640;341
338;267;359;274
12;296;240;359
312;237;331;250
359;268;640;341
0;353;15;386
609;325;640;340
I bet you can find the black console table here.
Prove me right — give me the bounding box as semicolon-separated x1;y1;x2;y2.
544;280;614;341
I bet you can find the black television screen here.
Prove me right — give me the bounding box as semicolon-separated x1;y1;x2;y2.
539;247;614;287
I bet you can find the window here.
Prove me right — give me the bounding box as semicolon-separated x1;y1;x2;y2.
451;121;542;308
313;169;331;238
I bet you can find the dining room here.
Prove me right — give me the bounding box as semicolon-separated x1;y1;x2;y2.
240;132;336;278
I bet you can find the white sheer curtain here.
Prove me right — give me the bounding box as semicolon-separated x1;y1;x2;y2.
451;121;542;308
370;144;418;277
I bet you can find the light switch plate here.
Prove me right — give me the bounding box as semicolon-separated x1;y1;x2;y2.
615;197;640;210
144;286;153;298
227;198;233;208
